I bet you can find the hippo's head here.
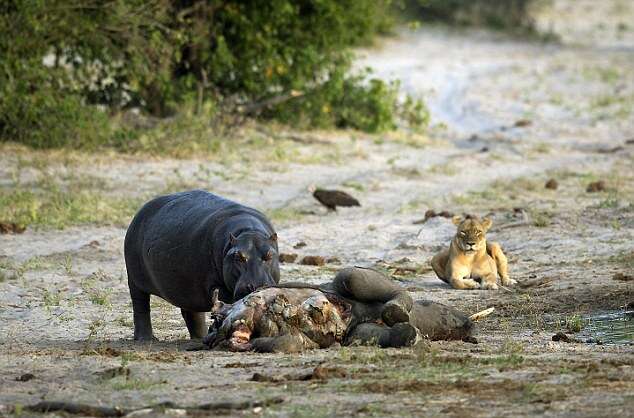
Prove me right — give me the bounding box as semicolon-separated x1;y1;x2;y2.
223;231;280;301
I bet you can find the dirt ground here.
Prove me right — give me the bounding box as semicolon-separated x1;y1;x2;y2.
1;1;633;417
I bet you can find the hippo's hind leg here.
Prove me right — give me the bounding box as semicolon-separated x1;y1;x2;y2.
345;323;419;348
334;267;413;326
181;310;207;339
128;280;155;341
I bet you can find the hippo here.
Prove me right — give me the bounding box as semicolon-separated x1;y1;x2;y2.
203;267;473;352
124;190;280;341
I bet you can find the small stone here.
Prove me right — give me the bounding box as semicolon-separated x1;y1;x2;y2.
545;179;558;190
0;222;26;234
279;253;298;263
16;373;35;382
293;241;307;249
514;119;532;127
300;256;325;266
462;336;478;344
552;332;579;343
586;180;606;193
612;272;633;282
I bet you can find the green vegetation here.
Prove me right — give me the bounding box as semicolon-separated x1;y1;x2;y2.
563;315;585;333
0;0;428;150
111;377;164;391
0;187;141;229
404;0;539;33
42;288;62;307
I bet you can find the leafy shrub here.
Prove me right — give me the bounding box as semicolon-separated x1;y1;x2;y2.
0;0;175;148
408;0;537;32
0;0;427;149
269;67;429;132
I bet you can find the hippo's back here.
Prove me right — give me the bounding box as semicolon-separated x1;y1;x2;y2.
124;190;271;310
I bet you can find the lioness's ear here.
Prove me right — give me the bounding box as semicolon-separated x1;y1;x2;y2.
269;232;277;242
452;215;462;226
229;233;237;245
482;218;493;231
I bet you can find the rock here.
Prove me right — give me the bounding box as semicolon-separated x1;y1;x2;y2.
545;179;558;190
612;272;633;282
413;209;454;224
0;222;26;234
326;257;341;265
293;241;307;249
552;332;579;343
251;365;346;383
300;256;325;266
462;336;478;344
514;119;532;127
15;373;35;382
586;180;606;193
595;146;623;154
310;365;346;380
279;253;298;263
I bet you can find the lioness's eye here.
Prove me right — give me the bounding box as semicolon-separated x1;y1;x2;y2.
460;232;466;236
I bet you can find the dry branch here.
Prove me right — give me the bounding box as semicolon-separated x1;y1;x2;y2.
13;397;285;417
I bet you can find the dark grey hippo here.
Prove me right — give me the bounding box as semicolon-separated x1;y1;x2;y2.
124;190;280;341
203;267;473;352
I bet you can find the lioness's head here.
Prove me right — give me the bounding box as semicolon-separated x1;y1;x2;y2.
452;215;492;253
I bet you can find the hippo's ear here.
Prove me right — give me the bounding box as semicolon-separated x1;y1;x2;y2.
269;232;277;242
451;215;463;226
229;233;238;245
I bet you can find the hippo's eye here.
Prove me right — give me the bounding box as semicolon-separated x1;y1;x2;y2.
262;251;273;261
235;252;247;263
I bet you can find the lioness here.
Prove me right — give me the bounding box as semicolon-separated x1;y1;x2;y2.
431;216;516;290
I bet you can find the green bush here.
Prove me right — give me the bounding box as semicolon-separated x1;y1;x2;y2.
408;0;537;32
0;0;427;149
0;0;175;148
269;67;428;133
0;87;112;149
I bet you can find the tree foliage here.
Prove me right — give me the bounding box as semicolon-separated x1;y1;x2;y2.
0;0;428;148
409;0;536;31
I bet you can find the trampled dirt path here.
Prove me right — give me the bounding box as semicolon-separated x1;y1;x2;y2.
1;1;633;416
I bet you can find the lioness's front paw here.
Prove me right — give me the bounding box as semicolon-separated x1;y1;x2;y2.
481;282;499;290
462;279;481;289
501;277;517;286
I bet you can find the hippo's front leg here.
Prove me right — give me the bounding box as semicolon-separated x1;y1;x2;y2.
181;310;207;339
